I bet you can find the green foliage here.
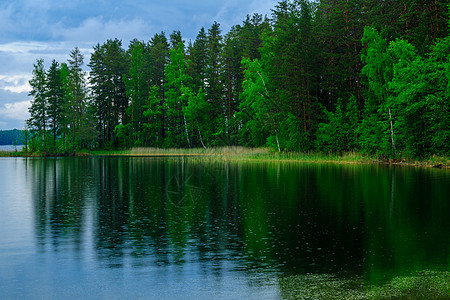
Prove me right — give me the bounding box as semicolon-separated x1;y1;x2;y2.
143;86;164;147
114;123;130;149
388;36;450;156
238;58;273;147
164;42;192;147
316;96;359;153
26;48;97;155
89;39;128;148
183;88;211;148
125;41;147;146
27;59;47;136
361;26;450;158
23;1;450;158
272;113;310;152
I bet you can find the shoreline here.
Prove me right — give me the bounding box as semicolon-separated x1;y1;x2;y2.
1;147;449;169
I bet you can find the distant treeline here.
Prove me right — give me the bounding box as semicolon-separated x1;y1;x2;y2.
26;0;450;157
0;129;23;145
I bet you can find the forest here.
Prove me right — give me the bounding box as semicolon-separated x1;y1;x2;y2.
0;130;22;145
26;0;450;158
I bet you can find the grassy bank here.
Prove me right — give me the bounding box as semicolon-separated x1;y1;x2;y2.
0;149;90;157
0;150;27;157
3;146;450;168
91;147;450;168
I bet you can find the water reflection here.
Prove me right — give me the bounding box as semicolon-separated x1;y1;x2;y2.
27;157;450;286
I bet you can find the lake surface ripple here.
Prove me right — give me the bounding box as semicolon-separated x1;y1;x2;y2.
0;157;449;299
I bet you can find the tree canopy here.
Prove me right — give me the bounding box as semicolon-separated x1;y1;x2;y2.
26;0;450;158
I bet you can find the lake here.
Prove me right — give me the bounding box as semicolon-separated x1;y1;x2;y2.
0;145;23;151
0;157;449;299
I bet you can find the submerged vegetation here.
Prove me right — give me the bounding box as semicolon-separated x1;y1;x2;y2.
23;0;449;160
279;270;450;300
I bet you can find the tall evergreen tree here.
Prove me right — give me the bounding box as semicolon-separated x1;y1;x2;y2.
88;43;109;147
67;47;96;150
189;27;208;91
27;59;47;149
88;39;128;147
251;0;319;150
45;60;65;150
125;41;148;146
240;14;270;61
169;31;183;49
222;25;245;145
206;22;224;143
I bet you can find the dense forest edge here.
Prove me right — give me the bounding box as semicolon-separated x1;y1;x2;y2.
0;130;22;145
18;0;450;166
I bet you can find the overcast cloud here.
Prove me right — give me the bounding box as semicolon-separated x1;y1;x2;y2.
0;0;277;130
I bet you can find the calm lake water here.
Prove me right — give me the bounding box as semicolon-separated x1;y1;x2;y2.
0;157;449;299
0;145;23;151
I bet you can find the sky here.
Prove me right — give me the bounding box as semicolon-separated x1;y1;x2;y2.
0;0;277;130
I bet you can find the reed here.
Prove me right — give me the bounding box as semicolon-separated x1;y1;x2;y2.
94;147;378;166
93;146;272;157
0;150;26;157
7;146;450;168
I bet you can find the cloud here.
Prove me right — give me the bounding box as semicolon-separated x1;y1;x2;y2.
0;1;54;43
0;75;31;94
0;41;62;54
0;88;30;129
0;41;91;57
51;17;152;44
0;41;93;80
0;100;30;122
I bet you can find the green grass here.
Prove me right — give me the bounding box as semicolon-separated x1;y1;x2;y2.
0;150;27;157
107;147;381;166
86;146;450;168
91;146;271;158
5;146;450;168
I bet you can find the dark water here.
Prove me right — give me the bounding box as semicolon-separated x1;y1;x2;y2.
0;157;449;299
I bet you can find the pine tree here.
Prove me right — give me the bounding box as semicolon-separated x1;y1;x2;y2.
88;40;128;148
125;41;147;146
27;59;47;150
58;62;72;151
45;60;64;151
240;14;269;61
88;43;109;147
222;25;244;145
169;31;183;49
67;47;97;151
251;0;319;150
189;28;208;91
206;22;224;143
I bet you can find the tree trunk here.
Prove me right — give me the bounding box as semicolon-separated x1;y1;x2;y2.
198;127;207;149
184;114;191;148
388;107;396;156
